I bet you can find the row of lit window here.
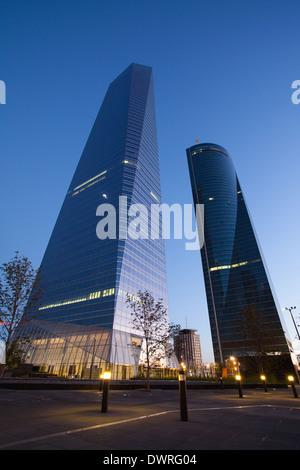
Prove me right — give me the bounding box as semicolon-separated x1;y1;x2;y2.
73;170;107;192
38;286;146;312
39;287;115;311
210;258;261;272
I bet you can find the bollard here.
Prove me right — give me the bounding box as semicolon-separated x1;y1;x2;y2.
288;376;298;398
220;377;224;390
235;375;243;398
261;375;268;393
101;371;111;412
178;369;188;421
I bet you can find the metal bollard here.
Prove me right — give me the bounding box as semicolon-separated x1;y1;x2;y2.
101;371;111;412
178;369;188;421
220;377;224;390
235;375;243;398
261;375;268;392
288;376;298;398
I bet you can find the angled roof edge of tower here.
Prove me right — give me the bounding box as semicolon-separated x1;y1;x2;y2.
110;63;153;84
187;142;229;156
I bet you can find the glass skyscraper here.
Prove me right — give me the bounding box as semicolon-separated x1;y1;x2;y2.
186;143;292;367
19;63;174;379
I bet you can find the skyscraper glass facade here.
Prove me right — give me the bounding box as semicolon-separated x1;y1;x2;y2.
18;63;175;379
187;143;291;365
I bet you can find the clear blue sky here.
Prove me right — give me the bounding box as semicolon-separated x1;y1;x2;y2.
1;0;300;362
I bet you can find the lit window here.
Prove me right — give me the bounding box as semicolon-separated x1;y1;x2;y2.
210;258;261;272
73;170;107;191
150;191;160;203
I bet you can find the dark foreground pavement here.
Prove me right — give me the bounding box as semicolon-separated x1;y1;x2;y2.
0;385;300;455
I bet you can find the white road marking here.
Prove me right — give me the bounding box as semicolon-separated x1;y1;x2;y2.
0;404;298;449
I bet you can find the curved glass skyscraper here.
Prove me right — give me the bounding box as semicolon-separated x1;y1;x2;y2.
187;143;291;365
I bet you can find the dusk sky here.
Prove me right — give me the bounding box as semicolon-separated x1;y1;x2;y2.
1;0;300;362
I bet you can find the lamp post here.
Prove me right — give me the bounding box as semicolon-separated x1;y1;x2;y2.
99;374;103;391
235;375;243;398
101;370;112;412
284;307;300;341
288;376;298;398
178;363;188;421
261;375;268;392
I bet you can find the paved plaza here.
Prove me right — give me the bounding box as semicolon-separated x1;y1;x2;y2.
0;384;300;453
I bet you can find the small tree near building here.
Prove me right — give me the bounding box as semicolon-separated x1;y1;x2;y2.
0;252;43;374
126;290;176;390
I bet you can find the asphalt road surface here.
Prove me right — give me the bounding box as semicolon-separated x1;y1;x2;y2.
1;386;300;453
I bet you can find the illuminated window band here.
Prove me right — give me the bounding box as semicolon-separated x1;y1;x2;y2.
72;160;140;197
38;287;139;311
122;159;140;168
39;288;115;311
150;191;160;203
72;170;107;196
210;258;261;272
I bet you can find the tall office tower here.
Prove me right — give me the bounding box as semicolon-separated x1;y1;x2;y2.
19;64;173;379
174;329;202;376
186;143;292;368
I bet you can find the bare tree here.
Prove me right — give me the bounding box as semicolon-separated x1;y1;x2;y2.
126;290;174;390
169;322;182;343
0;252;43;361
237;304;281;375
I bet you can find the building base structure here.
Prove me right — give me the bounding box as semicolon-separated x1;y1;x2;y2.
19;319;178;380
